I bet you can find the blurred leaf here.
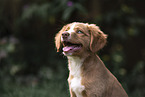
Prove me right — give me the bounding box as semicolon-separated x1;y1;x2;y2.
133;61;145;74
48;16;56;24
113;54;123;63
121;4;134;14
6;44;15;53
113;25;127;40
75;3;87;14
119;68;127;76
62;6;75;20
127;26;139;36
10;65;21;76
22;3;51;20
39;67;53;80
102;55;110;61
62;3;87;20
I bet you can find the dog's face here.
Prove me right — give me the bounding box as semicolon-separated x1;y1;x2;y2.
55;22;107;57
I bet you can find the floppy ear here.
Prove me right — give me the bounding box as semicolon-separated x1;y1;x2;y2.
55;31;62;52
88;24;107;53
55;25;67;52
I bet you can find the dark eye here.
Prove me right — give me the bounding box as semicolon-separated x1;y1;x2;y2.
77;30;83;34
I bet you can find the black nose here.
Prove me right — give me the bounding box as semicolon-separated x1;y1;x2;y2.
62;32;70;39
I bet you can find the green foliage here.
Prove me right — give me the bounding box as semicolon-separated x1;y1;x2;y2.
62;2;87;20
22;4;51;20
1;76;69;97
20;0;87;23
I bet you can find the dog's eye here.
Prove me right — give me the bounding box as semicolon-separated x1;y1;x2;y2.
77;30;83;34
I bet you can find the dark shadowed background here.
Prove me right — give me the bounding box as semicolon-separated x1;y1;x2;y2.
0;0;145;97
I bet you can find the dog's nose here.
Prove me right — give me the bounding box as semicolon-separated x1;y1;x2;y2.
62;32;70;39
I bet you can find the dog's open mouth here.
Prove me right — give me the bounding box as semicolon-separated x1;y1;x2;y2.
62;41;82;53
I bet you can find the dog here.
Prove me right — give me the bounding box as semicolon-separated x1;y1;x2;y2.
55;22;128;97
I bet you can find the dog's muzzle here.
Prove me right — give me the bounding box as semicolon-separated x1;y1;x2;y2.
62;31;70;41
61;32;82;55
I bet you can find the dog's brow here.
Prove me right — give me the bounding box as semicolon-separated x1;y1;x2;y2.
67;23;76;34
70;24;76;30
66;26;70;31
75;27;83;32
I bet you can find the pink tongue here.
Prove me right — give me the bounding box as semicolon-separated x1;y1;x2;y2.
63;46;75;52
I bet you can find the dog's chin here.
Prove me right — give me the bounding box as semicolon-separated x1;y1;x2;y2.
62;41;82;56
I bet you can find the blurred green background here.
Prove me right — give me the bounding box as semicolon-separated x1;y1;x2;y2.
0;0;145;97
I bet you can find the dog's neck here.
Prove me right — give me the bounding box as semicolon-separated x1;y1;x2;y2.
67;54;96;76
67;56;84;77
67;56;86;97
67;56;85;77
67;54;101;72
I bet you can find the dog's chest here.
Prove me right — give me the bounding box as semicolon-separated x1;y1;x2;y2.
68;57;85;97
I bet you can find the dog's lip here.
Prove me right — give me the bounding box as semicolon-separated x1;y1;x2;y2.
62;41;81;47
62;41;82;52
63;45;81;52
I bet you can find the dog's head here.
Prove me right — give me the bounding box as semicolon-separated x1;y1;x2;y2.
55;22;107;57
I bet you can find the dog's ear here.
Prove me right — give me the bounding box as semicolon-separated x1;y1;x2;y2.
55;25;67;52
55;31;62;52
88;24;107;53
